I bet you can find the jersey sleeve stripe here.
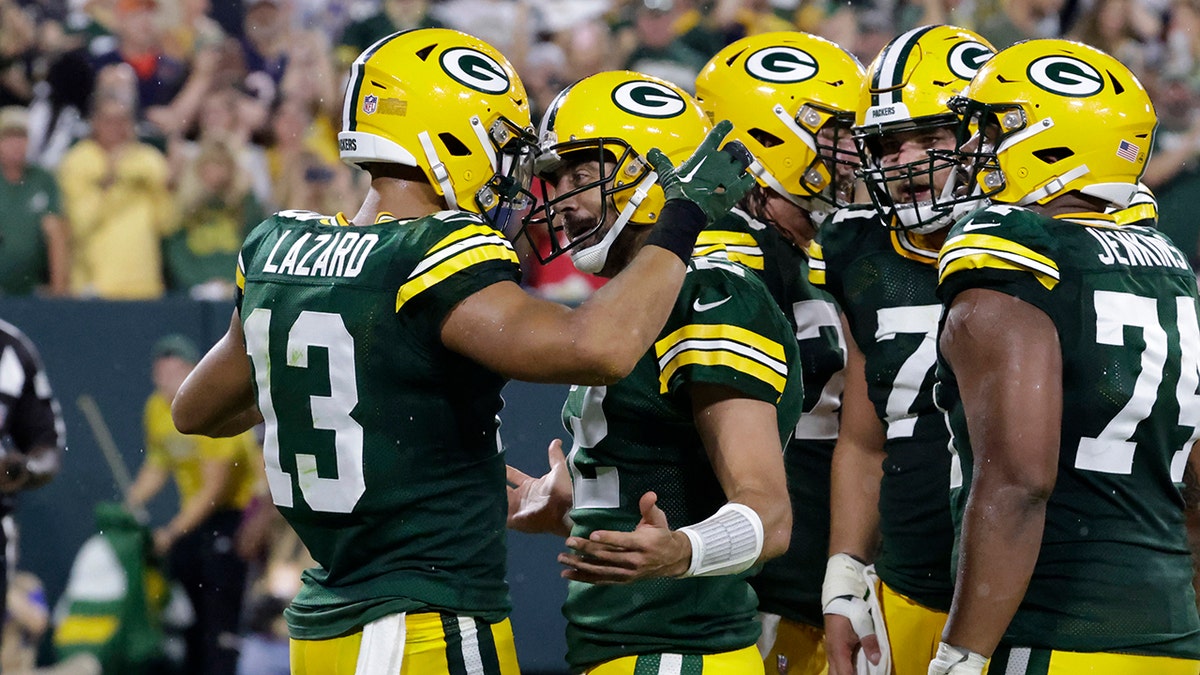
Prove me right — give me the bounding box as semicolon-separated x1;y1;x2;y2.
942;233;1059;275
656;323;787;362
657;348;788;397
396;245;520;311
696;231;759;247
936;240;1060;288
412;230;516;278
655;324;788;394
236;252;245;291
723;247;765;270
694;232;765;270
693;243;726;258
427;224;504;255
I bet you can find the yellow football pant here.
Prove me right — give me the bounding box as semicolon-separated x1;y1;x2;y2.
289;612;520;675
585;644;764;674
756;612;827;675
877;580;948;675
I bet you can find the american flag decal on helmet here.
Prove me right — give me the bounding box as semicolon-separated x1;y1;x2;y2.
1116;139;1140;162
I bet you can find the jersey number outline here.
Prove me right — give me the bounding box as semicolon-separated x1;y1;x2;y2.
1077;291;1200;479
245;308;367;513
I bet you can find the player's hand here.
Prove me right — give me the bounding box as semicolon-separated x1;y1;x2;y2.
927;642;987;675
823;553;881;675
647;120;756;223
506;439;573;536
559;491;691;583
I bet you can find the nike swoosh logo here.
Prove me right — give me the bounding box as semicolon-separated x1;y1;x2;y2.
680;156;707;183
961;222;1001;232
693;296;732;312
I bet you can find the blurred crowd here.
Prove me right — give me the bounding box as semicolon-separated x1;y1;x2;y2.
3;0;1200;303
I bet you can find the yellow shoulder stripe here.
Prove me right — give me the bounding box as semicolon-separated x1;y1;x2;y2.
939;232;1059;291
694;231;765;270
236;253;245;291
427;224;499;255
654;323;787;396
396;232;518;311
696;230;758;248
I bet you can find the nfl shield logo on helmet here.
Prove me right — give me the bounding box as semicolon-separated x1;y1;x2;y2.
362;94;378;115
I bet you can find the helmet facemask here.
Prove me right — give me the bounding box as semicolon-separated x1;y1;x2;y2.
856;115;982;234
744;105;858;230
519;138;656;274
945;95;1018;210
472;116;540;235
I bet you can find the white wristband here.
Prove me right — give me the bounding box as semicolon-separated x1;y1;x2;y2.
677;502;764;577
821;552;869;609
928;642;988;675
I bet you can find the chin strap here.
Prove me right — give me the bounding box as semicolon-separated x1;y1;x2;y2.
418;131;457;210
1015;163;1090;206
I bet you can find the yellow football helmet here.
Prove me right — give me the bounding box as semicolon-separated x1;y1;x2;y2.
521;71;711;273
338;28;537;229
695;31;864;224
950;39;1156;209
854;25;996;232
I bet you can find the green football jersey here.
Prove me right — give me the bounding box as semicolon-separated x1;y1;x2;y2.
560;252;805;671
700;210;844;627
810;204;954;611
236;209;522;640
936;205;1200;656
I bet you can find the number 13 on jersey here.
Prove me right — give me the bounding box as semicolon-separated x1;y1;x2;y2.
245;308;367;514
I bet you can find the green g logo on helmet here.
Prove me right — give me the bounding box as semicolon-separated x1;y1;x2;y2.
1027;55;1104;97
440;47;510;94
744;46;819;84
947;41;993;80
611;81;687;118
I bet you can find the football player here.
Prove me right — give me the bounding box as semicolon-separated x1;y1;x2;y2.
932;39;1200;675
810;25;995;675
507;71;803;674
693;30;864;675
169;29;755;674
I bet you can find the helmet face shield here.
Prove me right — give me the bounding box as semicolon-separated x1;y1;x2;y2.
518;139;645;265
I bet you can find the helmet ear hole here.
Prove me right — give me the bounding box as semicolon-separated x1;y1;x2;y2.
1033;147;1074;164
1108;72;1125;95
748;128;784;148
438;133;471;157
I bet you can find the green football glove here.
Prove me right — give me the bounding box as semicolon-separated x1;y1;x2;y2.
646;119;757;224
